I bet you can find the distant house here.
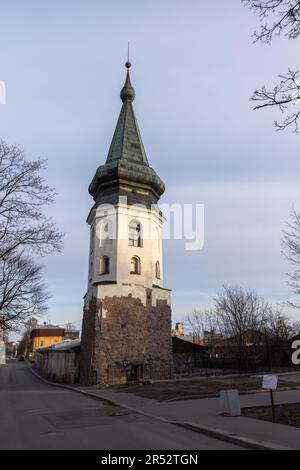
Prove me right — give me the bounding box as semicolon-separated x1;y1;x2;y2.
203;330;224;347
172;322;185;337
6;341;19;358
30;324;65;352
219;329;267;347
172;336;207;374
64;329;80;341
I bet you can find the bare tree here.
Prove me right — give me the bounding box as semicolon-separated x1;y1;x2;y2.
0;253;49;330
214;285;268;338
0;140;62;260
186;308;219;346
292;320;300;335
243;0;300;131
17;316;38;357
265;308;293;340
65;322;75;332
243;0;300;43
214;285;269;369
0;140;63;330
262;307;296;369
282;207;300;306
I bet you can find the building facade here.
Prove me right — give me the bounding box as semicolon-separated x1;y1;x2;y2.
30;325;65;352
80;61;173;386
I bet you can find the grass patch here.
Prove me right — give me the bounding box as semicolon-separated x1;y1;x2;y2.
113;375;299;402
243;403;300;428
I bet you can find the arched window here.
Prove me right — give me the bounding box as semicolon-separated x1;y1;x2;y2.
129;221;142;247
100;256;110;275
130;256;141;275
155;261;161;279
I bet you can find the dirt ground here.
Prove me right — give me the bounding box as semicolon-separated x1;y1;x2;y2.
115;375;300;402
243;403;300;428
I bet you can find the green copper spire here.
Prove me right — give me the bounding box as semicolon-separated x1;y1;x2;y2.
89;59;165;203
106;61;149;166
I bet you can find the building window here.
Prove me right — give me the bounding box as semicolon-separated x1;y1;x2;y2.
90;226;95;254
100;256;110;275
130;256;141;275
129;221;142;247
155;261;161;279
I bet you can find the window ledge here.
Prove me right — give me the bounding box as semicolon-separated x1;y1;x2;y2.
94;281;117;286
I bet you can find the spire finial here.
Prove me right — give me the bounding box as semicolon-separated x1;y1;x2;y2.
125;42;131;69
120;45;135;102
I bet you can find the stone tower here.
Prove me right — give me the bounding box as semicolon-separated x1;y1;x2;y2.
80;61;173;386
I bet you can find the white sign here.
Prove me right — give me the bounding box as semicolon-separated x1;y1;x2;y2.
262;375;278;390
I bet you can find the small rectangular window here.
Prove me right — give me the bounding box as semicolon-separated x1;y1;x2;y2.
100;257;110;275
90;227;95;254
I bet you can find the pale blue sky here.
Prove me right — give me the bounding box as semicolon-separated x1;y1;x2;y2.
1;1;300;331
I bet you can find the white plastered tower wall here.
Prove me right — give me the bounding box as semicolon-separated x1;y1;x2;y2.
86;197;169;292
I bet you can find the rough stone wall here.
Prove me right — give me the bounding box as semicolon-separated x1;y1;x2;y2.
80;289;173;387
80;296;97;386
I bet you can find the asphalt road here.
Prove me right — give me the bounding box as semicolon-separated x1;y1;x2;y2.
0;361;243;450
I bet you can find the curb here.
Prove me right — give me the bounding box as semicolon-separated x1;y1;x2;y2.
30;367;292;451
30;367;118;407
171;422;293;451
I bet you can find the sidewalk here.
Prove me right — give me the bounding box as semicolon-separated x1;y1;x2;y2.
70;384;300;450
31;369;300;450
